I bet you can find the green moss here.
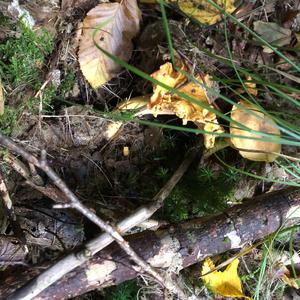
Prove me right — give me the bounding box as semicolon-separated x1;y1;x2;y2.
104;280;139;300
163;166;239;222
0;18;79;135
59;71;76;96
0;20;54;90
0;106;19;135
0;16;56;134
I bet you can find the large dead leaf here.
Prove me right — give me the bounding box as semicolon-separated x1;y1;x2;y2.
176;0;236;26
230;101;281;162
253;21;291;53
201;258;251;299
78;0;141;89
149;62;223;149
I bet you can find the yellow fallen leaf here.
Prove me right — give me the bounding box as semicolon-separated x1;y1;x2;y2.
177;0;236;26
78;0;141;89
230;101;281;162
0;77;4;115
149;62;223;149
201;258;251;299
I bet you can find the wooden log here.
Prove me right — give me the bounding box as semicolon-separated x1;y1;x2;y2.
2;188;300;299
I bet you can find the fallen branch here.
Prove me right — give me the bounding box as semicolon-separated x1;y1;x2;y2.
1;188;299;299
0;133;196;300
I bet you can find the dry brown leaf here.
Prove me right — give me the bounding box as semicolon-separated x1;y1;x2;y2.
149;62;223;149
0;77;4;116
253;21;292;53
230;101;281;162
78;0;141;89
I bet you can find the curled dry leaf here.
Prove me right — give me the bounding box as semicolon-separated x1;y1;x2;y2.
149;62;223;149
201;258;251;299
78;0;141;89
230;101;281;162
175;0;236;26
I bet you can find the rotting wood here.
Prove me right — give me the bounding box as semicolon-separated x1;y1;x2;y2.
0;235;27;265
1;188;299;299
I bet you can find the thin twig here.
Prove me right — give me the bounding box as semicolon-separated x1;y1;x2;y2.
2;152;68;203
0;133;196;300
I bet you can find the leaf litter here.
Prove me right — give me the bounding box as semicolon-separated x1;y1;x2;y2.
1;0;300;299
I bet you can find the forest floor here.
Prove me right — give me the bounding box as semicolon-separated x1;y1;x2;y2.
0;0;300;299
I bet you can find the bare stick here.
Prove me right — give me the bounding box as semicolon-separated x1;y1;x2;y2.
2;152;69;203
0;133;196;300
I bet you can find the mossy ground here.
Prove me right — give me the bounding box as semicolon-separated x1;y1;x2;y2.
0;15;76;134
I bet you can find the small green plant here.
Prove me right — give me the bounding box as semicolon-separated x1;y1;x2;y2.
223;167;240;183
59;71;76;96
105;280;139;300
0;106;19;135
197;166;215;182
155;166;169;179
163;166;238;222
160;133;176;150
164;186;189;222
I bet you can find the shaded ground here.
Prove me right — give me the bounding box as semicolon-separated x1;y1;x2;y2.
0;0;300;299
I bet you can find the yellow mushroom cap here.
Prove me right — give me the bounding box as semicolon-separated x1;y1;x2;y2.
230;101;281;162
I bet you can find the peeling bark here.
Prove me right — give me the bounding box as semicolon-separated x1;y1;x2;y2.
1;188;300;299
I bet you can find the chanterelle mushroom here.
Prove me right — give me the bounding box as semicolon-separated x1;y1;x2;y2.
230;101;281;162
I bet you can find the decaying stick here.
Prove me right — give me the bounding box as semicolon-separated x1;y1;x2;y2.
0;235;28;265
1;188;300;299
0;167;26;244
0;133;196;300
